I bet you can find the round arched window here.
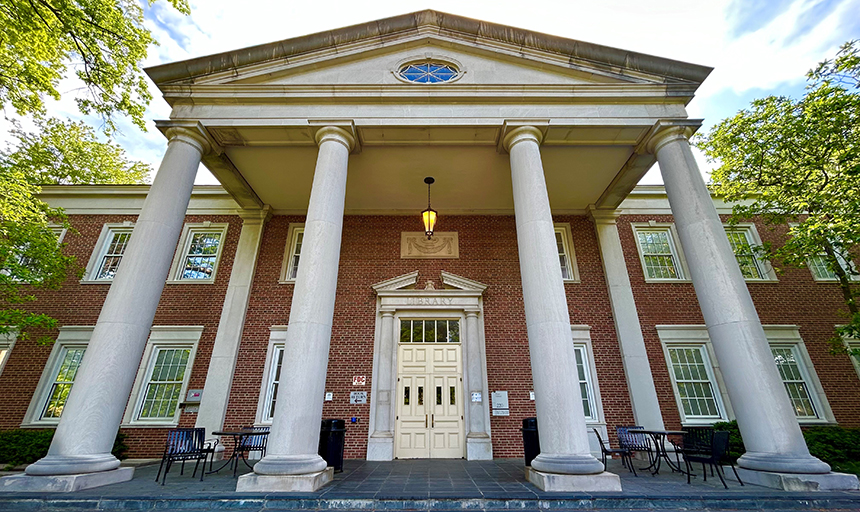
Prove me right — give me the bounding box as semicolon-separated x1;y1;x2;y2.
398;62;459;83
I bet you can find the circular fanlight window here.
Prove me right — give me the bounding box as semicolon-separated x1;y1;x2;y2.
398;62;459;83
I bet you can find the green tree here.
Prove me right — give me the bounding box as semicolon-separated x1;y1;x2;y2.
0;0;189;132
1;119;151;341
696;41;860;359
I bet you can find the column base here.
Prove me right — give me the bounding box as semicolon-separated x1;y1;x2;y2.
252;454;327;475
367;434;394;461
735;468;859;491
525;466;621;492
738;451;831;474
24;454;121;476
236;467;334;492
1;467;133;492
466;434;493;461
531;453;605;475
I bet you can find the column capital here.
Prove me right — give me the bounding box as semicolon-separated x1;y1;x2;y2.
156;121;216;156
238;205;273;225
586;206;621;225
380;309;396;318
465;310;480;318
503;125;543;153
314;126;356;152
645;125;694;155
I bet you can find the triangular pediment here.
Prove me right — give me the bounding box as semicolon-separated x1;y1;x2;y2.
371;271;487;294
146;10;710;89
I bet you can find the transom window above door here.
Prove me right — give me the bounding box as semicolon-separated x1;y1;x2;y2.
400;319;460;343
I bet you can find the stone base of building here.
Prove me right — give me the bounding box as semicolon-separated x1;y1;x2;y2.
525;466;622;492
366;436;394;461
236;467;334;492
466;435;493;460
0;467;134;492
734;468;859;491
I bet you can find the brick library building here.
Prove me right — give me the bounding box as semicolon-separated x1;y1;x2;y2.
1;10;858;493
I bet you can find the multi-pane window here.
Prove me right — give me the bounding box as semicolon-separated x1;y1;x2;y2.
636;229;684;280
282;226;305;281
180;231;223;280
808;253;858;281
94;229;132;280
771;346;818;419
41;347;86;419
399;320;460;343
554;227;575;280
725;228;765;279
263;345;285;422
137;347;191;420
573;346;597;421
666;346;722;421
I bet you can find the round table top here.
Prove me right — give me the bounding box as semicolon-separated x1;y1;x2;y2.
634;429;687;435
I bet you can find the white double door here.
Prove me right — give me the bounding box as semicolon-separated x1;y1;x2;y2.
395;344;465;459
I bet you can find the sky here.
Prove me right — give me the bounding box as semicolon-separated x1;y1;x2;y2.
8;0;860;185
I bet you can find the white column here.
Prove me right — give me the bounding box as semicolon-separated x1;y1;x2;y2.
25;127;209;476
250;126;353;477
195;207;271;440
588;209;665;430
651;127;829;474
367;309;395;460
504;126;604;475
465;309;492;460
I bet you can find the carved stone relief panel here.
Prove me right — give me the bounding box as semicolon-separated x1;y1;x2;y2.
400;232;459;259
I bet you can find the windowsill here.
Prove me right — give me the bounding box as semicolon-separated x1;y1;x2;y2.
562;279;582;284
643;278;693;284
813;279;860;284
680;419;729;426
745;278;780;284
20;420;60;428
797;418;836;426
278;280;296;285
165;279;217;285
80;279;112;285
121;421;180;428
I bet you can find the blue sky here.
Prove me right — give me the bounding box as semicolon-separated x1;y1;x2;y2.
11;0;860;185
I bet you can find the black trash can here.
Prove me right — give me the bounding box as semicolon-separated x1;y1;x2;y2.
318;419;346;472
521;417;540;467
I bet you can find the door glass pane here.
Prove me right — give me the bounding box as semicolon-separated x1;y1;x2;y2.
400;320;411;343
417;386;423;405
425;321;435;343
404;386;410;405
437;321;447;342
412;321;423;343
436;386;442;405
449;321;460;343
450;386;456;405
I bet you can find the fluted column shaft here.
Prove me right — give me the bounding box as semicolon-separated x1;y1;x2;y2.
253;126;353;476
371;310;396;437
653;128;829;474
465;311;486;436
26;128;209;476
505;126;603;475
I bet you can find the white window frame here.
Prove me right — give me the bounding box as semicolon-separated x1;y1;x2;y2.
807;253;860;282
657;325;834;426
167;222;229;284
631;222;690;282
843;336;860;381
0;330;17;378
571;326;609;456
82;222;135;283
122;326;202;427
23;326;93;426
255;326;288;425
279;223;305;284
554;223;581;283
723;224;778;282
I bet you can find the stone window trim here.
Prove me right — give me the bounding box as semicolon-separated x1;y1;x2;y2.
571;326;603;424
842;335;860;381
81;222;135;283
788;223;860;283
631;222;691;283
255;325;288;425
166;222;230;284
656;325;835;426
121;326;203;427
278;223;305;284
554;223;581;283
0;330;17;378
22;326;93;427
723;223;779;282
391;55;466;85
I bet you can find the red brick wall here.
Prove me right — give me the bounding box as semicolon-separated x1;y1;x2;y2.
226;214;632;459
0;214;243;457
616;215;860;430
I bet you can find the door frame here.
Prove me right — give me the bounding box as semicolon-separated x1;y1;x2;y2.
367;271;491;460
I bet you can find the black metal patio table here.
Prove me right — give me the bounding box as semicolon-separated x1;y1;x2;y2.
635;429;688;476
209;429;270;477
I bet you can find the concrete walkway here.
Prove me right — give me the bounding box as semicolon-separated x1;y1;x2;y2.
0;458;858;510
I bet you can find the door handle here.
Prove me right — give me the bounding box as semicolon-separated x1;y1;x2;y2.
432;414;435;428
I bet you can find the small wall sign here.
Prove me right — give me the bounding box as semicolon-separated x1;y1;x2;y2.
324;392;333;401
353;376;367;386
492;409;510;416
185;389;202;403
350;391;367;404
471;392;482;403
491;391;509;410
529;391;535;401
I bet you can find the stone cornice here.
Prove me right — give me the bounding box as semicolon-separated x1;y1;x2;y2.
145;10;711;88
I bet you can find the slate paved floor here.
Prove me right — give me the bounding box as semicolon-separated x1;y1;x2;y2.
2;457;859;511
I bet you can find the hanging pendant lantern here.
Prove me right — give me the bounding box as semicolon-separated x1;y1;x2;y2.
422;176;437;240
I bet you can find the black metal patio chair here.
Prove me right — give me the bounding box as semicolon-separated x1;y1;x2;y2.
593;428;637;476
681;430;744;488
616;426;654;469
670;427;714;475
233;426;270;476
155;428;218;485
